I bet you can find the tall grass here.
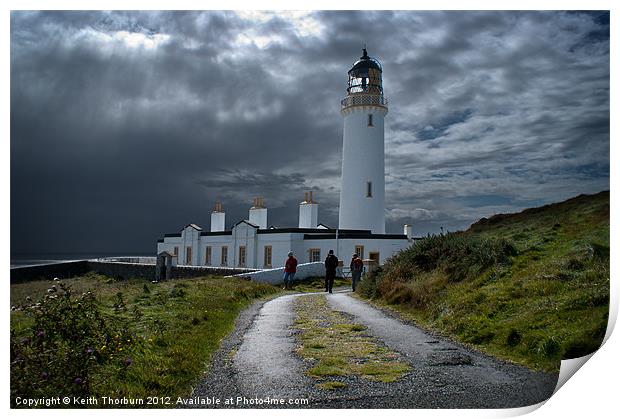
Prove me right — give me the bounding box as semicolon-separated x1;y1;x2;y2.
11;274;280;406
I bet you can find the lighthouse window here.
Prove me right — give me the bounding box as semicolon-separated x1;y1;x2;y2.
366;181;373;198
264;245;272;268
355;245;364;259
221;246;228;266
205;246;212;266
239;246;246;267
309;248;321;262
368;114;373;127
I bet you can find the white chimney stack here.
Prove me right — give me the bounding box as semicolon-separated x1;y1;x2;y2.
249;197;268;229
299;191;318;228
211;202;226;232
404;224;413;240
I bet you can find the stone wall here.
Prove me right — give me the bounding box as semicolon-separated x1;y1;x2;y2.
10;261;257;283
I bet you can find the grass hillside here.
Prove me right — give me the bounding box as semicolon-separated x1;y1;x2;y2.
359;191;609;371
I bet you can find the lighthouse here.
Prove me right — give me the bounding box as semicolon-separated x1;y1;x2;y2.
338;48;387;234
157;47;414;275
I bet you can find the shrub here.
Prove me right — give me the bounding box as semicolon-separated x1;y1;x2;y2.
169;286;187;298
539;337;561;357
506;329;521;347
357;268;381;299
10;283;134;404
562;337;600;359
383;233;516;284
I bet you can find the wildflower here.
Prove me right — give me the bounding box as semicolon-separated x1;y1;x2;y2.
74;377;83;385
86;347;94;355
123;357;133;367
35;330;45;338
20;337;30;345
41;372;49;380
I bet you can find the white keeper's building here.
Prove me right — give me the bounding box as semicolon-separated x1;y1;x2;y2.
156;49;416;269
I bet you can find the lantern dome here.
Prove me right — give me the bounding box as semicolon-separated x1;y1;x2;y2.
346;48;384;95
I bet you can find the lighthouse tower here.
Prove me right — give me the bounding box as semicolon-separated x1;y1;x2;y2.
338;48;387;234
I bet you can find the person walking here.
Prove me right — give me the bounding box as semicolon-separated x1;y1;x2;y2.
324;249;339;293
283;251;298;290
350;253;363;292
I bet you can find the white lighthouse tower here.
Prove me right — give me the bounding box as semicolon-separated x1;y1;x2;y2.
338;48;387;234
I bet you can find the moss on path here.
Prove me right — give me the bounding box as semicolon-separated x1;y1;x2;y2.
292;294;410;390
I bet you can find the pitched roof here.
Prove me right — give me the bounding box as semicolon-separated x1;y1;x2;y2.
234;219;259;228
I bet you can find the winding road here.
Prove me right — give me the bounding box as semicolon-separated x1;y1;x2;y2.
191;289;558;409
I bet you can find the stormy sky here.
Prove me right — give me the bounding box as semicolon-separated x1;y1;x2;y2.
10;10;609;256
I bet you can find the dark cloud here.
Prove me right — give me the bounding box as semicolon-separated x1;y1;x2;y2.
10;11;609;256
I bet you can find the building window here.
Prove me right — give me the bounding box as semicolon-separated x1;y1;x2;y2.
205;246;212;266
355;245;364;259
186;246;192;265
264;246;272;268
368;114;373;127
173;246;179;256
366;181;372;198
309;248;321;263
239;246;246;267
369;252;380;263
221;246;228;266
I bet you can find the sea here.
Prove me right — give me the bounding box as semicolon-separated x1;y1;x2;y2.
10;252;154;268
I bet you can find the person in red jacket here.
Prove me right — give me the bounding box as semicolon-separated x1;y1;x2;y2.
350;253;363;292
283;251;298;290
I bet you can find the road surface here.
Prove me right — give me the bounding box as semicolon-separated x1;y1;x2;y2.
191;290;558;408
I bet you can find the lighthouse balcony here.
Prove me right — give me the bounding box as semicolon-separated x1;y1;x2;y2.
341;94;388;110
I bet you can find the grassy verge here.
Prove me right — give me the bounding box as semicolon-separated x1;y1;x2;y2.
358;191;609;372
289;276;351;293
10;273;280;406
292;294;410;389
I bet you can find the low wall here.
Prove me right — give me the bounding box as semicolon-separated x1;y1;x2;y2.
10;261;257;283
232;261;335;285
169;265;256;280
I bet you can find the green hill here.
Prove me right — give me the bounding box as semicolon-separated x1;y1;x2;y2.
359;191;609;371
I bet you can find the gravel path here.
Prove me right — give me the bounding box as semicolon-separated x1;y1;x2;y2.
190;290;558;409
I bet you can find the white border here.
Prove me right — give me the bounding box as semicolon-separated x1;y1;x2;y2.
3;2;617;419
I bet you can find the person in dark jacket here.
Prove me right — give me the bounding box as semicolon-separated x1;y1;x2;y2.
324;249;339;293
350;253;363;292
283;251;298;290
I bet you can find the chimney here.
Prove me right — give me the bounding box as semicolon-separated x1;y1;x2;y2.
249;197;267;229
299;191;318;228
404;224;413;240
211;202;225;232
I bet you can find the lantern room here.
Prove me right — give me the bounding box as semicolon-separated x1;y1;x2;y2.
346;48;383;95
